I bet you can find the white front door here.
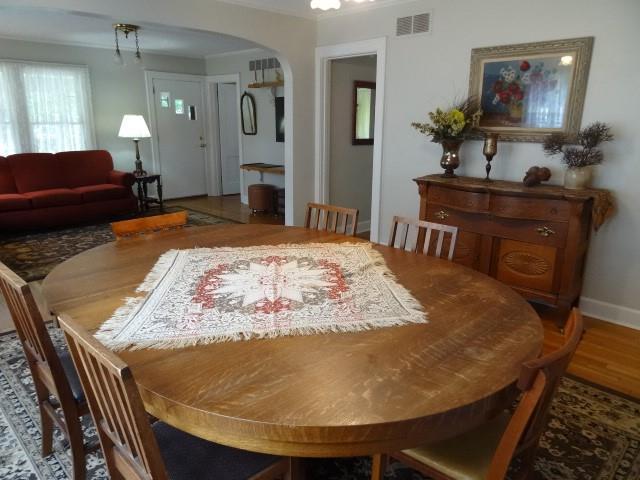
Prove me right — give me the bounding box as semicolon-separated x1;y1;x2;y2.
217;83;240;195
152;77;207;199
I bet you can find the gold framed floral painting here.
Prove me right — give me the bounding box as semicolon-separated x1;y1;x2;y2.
468;37;594;142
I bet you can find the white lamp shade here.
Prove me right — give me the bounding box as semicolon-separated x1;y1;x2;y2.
118;115;151;139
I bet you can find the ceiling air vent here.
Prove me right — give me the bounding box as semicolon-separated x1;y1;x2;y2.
396;12;432;37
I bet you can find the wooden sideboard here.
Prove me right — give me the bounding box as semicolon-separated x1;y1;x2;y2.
415;175;613;319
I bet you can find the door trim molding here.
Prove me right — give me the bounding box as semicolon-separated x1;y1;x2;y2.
205;73;243;198
144;70;209;195
314;38;387;242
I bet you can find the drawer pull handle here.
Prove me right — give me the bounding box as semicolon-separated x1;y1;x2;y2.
435;210;449;220
536;226;555;237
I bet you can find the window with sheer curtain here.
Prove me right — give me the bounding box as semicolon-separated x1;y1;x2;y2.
0;61;95;156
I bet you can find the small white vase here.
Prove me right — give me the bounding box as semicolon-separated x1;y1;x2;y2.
564;166;593;190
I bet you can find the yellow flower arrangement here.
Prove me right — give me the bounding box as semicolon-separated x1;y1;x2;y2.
412;98;482;143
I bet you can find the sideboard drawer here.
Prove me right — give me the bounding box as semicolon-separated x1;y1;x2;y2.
426;204;567;247
425;204;486;232
490;195;571;222
489;216;568;248
427;186;489;213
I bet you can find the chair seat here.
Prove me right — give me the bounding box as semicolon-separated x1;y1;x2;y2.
57;350;85;403
153;422;283;480
401;411;511;480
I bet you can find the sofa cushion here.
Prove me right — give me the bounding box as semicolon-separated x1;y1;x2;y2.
56;150;114;188
0;194;31;212
7;153;65;193
74;184;129;203
0;157;17;194
23;188;82;208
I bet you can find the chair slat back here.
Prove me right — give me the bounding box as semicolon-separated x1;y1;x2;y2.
59;315;168;480
305;203;359;236
0;262;68;393
486;308;584;479
111;211;188;240
388;216;458;261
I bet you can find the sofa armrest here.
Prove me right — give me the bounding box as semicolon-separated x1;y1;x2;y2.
109;170;136;188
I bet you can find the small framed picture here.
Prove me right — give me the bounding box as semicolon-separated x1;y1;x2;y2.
468;37;594;142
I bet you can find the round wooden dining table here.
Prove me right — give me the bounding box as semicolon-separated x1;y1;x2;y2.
42;224;543;458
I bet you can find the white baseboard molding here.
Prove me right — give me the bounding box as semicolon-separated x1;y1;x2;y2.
579;297;640;330
357;219;371;234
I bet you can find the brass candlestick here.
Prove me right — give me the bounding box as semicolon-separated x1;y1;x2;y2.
483;133;499;180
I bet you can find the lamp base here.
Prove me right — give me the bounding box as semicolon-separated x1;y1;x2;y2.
133;159;147;177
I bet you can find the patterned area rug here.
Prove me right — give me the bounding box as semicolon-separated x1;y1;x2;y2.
0;207;233;282
1;327;638;480
95;244;426;350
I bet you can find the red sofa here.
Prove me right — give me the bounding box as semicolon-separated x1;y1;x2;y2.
0;150;137;230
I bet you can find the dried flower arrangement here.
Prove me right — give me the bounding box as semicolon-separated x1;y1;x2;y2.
542;122;614;169
412;97;482;143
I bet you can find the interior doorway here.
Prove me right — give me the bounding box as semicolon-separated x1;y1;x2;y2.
205;74;244;198
315;38;387;242
328;55;377;237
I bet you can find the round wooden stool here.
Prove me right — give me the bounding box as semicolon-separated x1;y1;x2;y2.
248;184;276;213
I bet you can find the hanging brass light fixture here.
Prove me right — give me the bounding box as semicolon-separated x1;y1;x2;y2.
113;24;142;66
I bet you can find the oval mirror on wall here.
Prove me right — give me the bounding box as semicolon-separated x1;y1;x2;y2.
241;92;257;135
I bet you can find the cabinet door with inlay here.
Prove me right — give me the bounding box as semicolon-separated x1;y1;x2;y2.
495;239;558;293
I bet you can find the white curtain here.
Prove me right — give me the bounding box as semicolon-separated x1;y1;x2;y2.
0;61;95;156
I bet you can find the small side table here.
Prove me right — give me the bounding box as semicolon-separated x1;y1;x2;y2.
134;174;163;212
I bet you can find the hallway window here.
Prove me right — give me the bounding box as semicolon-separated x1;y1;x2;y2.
0;61;95;156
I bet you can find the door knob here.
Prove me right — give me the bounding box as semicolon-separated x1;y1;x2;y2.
200;143;207;148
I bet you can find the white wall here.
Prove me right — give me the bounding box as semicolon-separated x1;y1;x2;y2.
318;0;640;327
329;58;376;226
0;37;205;172
206;50;285;203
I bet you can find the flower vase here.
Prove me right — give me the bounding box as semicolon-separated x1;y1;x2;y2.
508;103;523;123
564;166;593;190
440;139;464;178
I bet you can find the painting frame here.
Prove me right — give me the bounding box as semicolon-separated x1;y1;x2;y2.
468;37;594;142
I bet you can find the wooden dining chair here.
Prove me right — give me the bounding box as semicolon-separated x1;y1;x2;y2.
0;262;94;480
305;202;359;236
111;210;188;239
59;314;292;480
371;308;584;480
388;216;458;261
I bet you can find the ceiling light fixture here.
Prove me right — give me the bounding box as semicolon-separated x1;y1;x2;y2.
310;0;375;11
310;0;341;10
113;23;143;66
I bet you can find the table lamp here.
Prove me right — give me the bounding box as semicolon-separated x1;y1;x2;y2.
118;115;151;177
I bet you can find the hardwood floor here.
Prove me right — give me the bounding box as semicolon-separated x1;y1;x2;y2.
1;194;638;398
168;194;284;225
542;313;640;399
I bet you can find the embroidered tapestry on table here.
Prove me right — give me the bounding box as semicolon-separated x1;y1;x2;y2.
95;243;427;350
